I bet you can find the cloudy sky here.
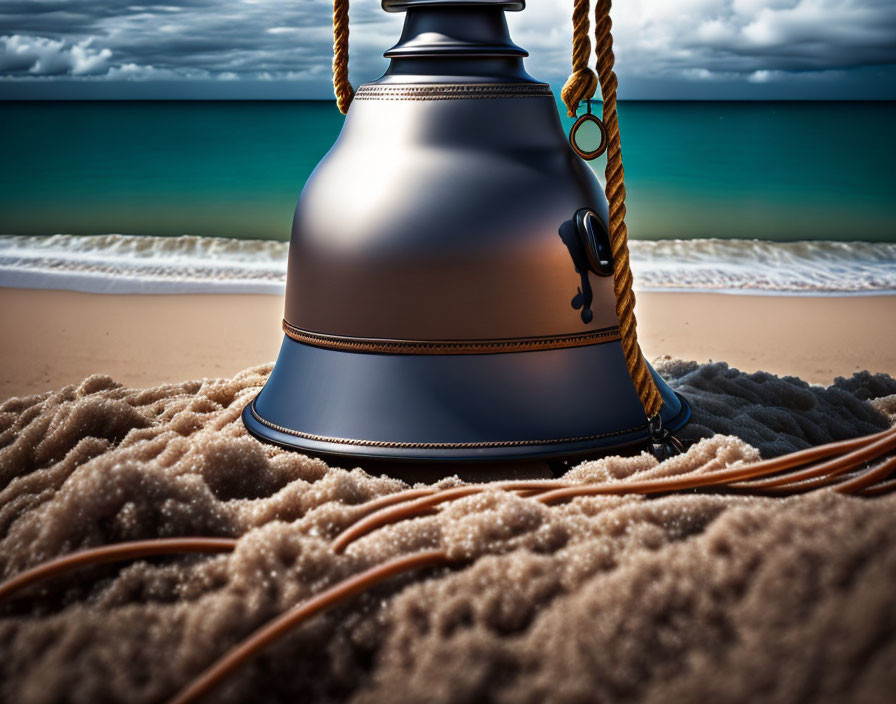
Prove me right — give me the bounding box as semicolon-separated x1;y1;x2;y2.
1;0;894;99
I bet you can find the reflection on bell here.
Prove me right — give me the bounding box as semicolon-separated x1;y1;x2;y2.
243;0;690;461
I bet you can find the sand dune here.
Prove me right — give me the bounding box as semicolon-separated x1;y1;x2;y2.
1;361;895;703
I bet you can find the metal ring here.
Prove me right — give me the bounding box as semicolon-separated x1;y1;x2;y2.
569;112;608;160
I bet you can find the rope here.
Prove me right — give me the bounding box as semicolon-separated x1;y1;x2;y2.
592;0;664;418
560;0;598;117
561;0;663;418
333;0;354;114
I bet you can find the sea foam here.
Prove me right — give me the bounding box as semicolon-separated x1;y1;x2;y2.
0;233;894;296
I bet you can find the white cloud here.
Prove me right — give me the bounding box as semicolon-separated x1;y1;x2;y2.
747;69;774;82
0;35;111;76
103;62;213;80
682;67;718;80
70;40;112;75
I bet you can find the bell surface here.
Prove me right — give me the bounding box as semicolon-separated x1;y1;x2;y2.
243;0;690;461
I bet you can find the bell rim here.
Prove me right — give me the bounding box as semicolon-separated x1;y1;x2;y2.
242;392;690;462
242;336;691;461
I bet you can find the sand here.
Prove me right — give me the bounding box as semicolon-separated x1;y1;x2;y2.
1;359;895;704
1;287;895;402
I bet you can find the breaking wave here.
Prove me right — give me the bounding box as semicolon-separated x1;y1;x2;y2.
0;234;894;296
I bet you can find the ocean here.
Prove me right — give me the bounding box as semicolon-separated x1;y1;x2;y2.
1;100;894;295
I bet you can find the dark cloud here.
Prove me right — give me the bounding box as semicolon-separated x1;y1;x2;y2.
0;0;399;90
0;0;894;98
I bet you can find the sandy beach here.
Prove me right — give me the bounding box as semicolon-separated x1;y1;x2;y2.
3;279;896;704
1;286;894;402
2;350;895;703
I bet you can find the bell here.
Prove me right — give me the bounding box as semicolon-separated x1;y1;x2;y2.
243;0;690;461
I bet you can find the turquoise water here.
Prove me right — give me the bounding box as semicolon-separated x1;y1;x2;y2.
1;100;894;242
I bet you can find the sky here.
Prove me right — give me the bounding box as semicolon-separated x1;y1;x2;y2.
1;0;895;100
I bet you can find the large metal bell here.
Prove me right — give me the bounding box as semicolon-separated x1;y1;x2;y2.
243;0;690;461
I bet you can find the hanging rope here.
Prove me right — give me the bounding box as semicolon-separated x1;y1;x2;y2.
562;0;664;420
333;0;354;114
596;0;663;419
561;0;598;117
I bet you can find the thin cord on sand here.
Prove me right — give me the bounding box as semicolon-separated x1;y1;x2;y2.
535;427;896;505
332;486;493;553
332;427;896;551
165;549;456;704
332;482;561;553
858;476;896;497
6;431;892;604
732;451;896;496
0;538;238;603
732;428;896;489
343;487;439;519
836;454;896;494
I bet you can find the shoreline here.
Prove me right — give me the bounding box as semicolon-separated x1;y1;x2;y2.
1;287;894;402
3;234;895;297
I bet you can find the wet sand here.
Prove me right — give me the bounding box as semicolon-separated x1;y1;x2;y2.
0;287;894;402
